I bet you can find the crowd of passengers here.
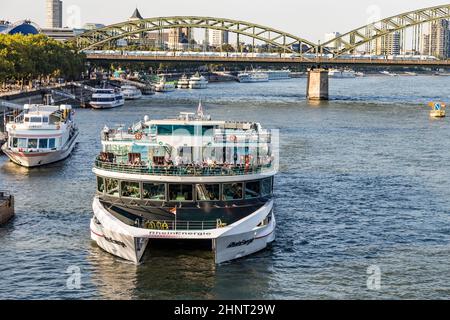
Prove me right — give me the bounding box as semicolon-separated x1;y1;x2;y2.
98;152;274;170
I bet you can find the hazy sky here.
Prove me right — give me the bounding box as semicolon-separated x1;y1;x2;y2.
1;0;447;41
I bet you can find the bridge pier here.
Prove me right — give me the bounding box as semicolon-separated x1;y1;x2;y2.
306;68;329;101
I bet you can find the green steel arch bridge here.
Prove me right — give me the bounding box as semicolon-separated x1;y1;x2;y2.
68;4;450;67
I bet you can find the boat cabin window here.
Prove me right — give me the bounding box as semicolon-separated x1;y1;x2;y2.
121;181;141;199
261;177;273;197
106;178;119;196
39;139;48;149
30;117;41;123
42;116;49;124
97;177;105;193
223;183;243;200
24;117;30;123
48;138;56;149
17;138;27;148
245;181;261;199
169;184;193;202
11;138;18;148
28;139;38;149
196;184;220;201
143;183;166;201
91;97;116;102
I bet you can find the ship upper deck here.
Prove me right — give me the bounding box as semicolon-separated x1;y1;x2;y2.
95;110;278;178
6;104;73;131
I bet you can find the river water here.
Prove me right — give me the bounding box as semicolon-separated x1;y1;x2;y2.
1;76;450;299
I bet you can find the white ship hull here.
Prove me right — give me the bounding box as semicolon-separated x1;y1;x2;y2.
91;197;275;264
1;131;79;168
90;99;125;109
189;82;208;89
123;93;142;100
155;85;175;92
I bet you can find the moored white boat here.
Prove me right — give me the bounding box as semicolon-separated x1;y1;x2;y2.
1;104;79;168
188;72;208;89
154;76;176;92
237;72;269;83
121;85;142;100
177;74;190;89
329;69;356;78
90;88;125;109
90;103;278;264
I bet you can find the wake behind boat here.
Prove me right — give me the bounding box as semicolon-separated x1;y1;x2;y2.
91;102;278;264
1;104;79;168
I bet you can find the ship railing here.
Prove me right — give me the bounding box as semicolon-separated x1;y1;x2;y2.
141;219;226;231
94;159;273;176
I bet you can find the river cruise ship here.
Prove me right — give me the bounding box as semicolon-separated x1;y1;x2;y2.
1;104;79;167
91;103;278;264
237;72;269;83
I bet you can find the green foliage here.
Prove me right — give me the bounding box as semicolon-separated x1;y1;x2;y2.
0;34;86;84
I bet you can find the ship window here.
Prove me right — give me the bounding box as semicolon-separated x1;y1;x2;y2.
30;117;41;123
12;138;18;148
24;117;30;123
121;181;141;199
169;184;193;202
43;117;49;123
202;126;214;136
245;181;261;199
97;176;105;193
39;139;48;149
18;138;27;148
143;183;165;201
196;184;220;201
106;178;119;197
223;183;243;200
48;138;56;149
28;139;38;149
157;125;172;135
173;125;195;136
261;177;273;196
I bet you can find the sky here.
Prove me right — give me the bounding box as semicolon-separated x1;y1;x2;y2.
1;0;447;42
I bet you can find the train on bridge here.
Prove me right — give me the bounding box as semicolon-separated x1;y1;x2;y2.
83;50;441;62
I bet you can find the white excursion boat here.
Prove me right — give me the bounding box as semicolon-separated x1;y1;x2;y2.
328;69;356;78
91;102;278;264
121;85;142;100
89;88;125;109
177;74;190;89
154;77;176;92
237;72;269;83
189;72;208;89
1;104;79;168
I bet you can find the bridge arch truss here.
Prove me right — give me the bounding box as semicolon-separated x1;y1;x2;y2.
70;16;318;55
320;4;450;57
